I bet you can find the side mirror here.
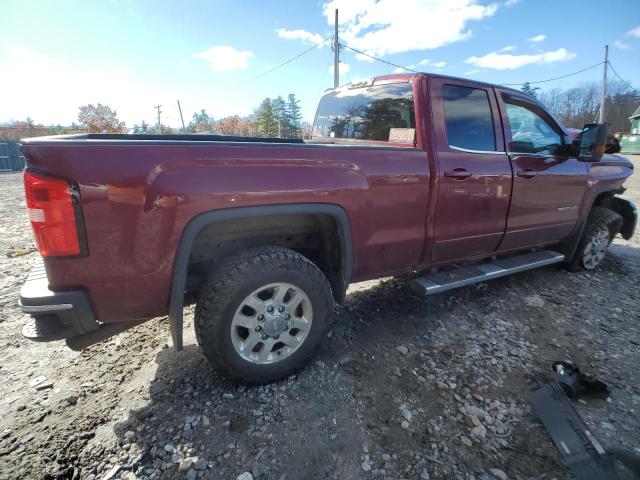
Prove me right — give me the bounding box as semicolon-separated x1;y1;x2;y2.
557;142;579;157
579;123;608;161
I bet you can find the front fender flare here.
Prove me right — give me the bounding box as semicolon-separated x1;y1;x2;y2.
610;196;637;240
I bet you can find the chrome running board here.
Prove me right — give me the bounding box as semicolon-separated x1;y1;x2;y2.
412;250;565;296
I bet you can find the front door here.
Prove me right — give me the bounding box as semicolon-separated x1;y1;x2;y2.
497;92;588;250
429;78;512;263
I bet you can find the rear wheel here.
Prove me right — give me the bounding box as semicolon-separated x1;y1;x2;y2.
570;207;622;271
195;246;333;384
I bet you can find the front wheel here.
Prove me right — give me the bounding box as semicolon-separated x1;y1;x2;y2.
570;207;622;271
195;246;334;384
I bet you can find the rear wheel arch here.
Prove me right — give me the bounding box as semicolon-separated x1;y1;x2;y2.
168;204;353;350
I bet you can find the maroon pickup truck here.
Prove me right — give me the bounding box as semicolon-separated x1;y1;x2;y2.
19;73;636;384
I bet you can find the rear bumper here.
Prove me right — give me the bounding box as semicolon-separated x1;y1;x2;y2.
19;259;98;341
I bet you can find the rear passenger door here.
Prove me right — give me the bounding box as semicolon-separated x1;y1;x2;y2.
497;92;588;249
429;78;512;263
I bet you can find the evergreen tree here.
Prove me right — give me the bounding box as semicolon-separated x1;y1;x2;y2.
521;82;540;99
272;96;288;136
188;109;212;133
256;98;278;137
133;120;151;134
286;93;303;137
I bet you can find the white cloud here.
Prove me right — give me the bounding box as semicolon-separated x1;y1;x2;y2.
0;43;259;126
466;47;576;70
194;46;254;71
319;0;498;57
626;26;640;38
390;59;440;73
329;62;351;75
505;0;520;5
614;40;630;50
275;28;325;46
465;69;480;75
528;34;546;43
499;45;516;52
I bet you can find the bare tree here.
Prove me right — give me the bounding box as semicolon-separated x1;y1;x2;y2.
537;80;639;133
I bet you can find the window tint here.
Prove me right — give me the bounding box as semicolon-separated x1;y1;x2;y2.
443;85;495;151
312;83;415;143
505;102;562;155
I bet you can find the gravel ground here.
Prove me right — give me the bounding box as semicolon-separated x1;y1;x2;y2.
1;157;639;480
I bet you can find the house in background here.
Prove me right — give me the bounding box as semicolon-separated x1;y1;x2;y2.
620;104;640;154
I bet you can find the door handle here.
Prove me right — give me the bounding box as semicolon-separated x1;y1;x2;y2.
444;168;472;179
517;169;537;179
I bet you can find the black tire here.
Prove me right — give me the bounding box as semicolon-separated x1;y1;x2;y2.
195;246;334;384
569;207;623;271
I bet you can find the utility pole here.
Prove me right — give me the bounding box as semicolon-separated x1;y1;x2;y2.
177;100;186;132
599;45;608;124
333;8;339;89
154;104;162;133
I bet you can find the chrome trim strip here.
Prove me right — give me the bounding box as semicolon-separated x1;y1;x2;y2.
19;302;74;313
507;151;551;156
449;145;506;155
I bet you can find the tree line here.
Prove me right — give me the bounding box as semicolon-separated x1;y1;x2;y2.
130;93;305;138
1;93;307;139
521;80;639;133
5;84;638;140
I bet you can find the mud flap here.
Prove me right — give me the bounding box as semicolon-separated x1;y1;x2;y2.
169;311;183;351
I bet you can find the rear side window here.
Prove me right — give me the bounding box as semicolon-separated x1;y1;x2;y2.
443;84;496;152
312;83;415;144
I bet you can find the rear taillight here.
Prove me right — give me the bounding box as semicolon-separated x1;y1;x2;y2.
24;171;82;257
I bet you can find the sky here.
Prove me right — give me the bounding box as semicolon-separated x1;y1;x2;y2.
1;0;639;128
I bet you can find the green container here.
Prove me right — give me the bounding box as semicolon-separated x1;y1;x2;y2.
621;135;640;154
620;105;640;154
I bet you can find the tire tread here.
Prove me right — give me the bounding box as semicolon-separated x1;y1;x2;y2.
194;246;333;384
570;206;623;271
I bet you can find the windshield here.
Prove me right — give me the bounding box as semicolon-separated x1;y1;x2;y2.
312;83;415;144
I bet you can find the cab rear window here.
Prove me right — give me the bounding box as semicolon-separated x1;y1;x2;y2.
312;83;415;145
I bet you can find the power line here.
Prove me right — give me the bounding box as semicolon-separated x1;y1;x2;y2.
339;43;418;73
339;42;605;89
606;60;640;94
501;61;604;86
242;38;331;85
